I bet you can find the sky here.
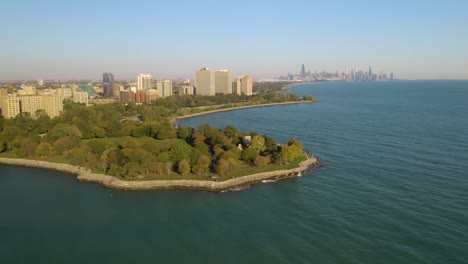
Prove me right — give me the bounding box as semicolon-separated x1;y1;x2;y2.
1;0;468;80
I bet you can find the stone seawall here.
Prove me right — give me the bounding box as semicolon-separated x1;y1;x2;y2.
0;157;319;192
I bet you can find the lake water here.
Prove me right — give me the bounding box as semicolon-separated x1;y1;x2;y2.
1;80;467;263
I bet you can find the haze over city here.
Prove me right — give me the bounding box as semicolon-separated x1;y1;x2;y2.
1;0;467;80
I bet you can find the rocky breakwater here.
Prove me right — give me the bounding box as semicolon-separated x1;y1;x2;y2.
0;156;320;193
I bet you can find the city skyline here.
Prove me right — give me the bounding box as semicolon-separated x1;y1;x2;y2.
1;1;467;80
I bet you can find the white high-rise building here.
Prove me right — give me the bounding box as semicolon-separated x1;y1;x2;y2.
195;68;215;96
37;80;44;86
161;80;173;98
215;69;232;94
137;74;152;90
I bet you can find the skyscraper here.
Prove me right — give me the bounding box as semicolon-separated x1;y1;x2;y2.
137;74;152;90
195;68;215;96
301;64;306;79
215;69;232;94
103;72;114;97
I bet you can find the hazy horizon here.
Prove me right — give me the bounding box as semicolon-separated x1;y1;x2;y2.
1;0;467;81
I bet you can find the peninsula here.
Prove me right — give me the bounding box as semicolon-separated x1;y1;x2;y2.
0;87;320;192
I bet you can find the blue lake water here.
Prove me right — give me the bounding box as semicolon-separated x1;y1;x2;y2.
1;80;467;263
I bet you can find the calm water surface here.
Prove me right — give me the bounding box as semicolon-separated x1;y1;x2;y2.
1;81;467;263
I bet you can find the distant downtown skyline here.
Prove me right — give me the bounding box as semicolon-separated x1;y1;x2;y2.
1;1;467;80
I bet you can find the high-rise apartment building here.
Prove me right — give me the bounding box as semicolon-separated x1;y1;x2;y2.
37;80;44;86
240;76;253;96
1;97;20;119
215;70;232;94
73;91;89;105
161;80;173;98
234;78;242;95
137;74;152;90
18;95;43;116
103;72;114;97
42;95;63;118
195;68;215;96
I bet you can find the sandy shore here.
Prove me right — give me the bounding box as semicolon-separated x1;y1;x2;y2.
171;100;317;123
0;157;319;192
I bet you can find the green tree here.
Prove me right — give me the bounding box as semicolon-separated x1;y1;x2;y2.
216;158;229;176
223;125;238;138
19;138;38;157
45;124;82;143
0;140;6;153
242;147;259;163
249;135;266;153
53;137;79;155
195;155;211;175
254;156;271;167
35;142;54;156
177;127;193;141
178;159;191;176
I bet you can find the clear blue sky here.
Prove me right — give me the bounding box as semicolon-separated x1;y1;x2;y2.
1;0;467;80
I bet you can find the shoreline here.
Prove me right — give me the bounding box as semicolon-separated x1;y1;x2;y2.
171;100;317;123
0;156;320;192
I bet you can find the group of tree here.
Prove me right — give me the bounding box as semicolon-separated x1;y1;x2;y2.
0;94;305;179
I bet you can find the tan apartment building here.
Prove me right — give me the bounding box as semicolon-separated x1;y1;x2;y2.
240;76;253;96
215;69;232;94
18;95;43;117
195;68;215;96
1;97;21;119
42;95;64;118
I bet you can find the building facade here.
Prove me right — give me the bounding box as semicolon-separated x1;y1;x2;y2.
234;78;242;95
1;97;20;119
18;95;43;116
195;68;215;96
161;80;173;98
42;95;64;118
73;91;89;105
146;89;159;103
240;76;253;96
215;69;232;94
119;90;135;103
135;90;146;104
137;74;152;90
